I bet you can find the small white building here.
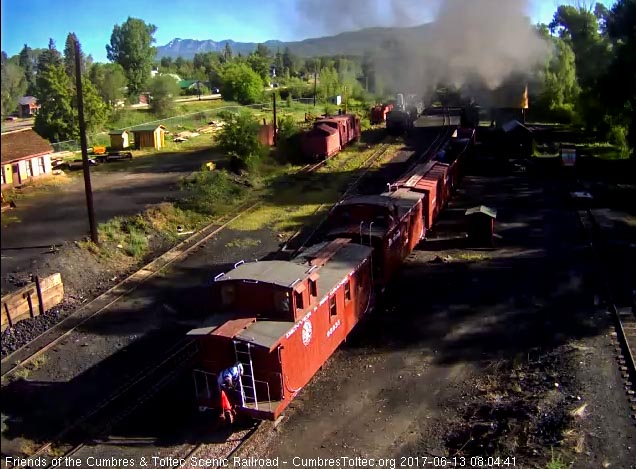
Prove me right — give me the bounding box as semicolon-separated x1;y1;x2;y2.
1;128;54;188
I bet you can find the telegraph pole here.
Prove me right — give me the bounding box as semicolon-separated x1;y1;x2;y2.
313;72;317;107
272;92;277;146
74;39;98;245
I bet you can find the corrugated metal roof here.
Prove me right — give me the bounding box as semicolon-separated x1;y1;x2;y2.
317;243;372;297
217;260;309;287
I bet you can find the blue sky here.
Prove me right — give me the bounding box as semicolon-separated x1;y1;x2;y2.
0;0;616;62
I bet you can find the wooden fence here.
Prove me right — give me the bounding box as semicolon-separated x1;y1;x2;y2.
1;273;64;331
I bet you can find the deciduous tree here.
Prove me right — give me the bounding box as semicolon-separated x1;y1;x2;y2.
220;62;263;104
107;17;157;96
216;111;267;171
1;62;27;116
89;62;127;105
147;75;180;117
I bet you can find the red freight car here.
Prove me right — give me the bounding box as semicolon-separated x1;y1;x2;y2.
371;104;394;125
394;162;445;231
189;240;374;420
325;191;424;288
301;113;361;161
301;124;341;161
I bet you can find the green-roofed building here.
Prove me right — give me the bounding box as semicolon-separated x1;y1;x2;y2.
178;80;198;91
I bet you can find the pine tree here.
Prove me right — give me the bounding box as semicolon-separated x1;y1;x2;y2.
64;32;86;79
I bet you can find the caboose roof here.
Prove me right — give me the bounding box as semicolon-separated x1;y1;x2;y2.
337;194;395;208
236;320;291;349
217;260;310;288
227;243;372;350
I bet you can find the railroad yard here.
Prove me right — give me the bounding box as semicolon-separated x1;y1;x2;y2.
1;114;635;469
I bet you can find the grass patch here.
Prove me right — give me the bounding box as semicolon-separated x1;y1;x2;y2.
229;140;402;235
77;169;250;263
454;252;491;262
1;213;21;227
545;449;570;469
225;237;262;249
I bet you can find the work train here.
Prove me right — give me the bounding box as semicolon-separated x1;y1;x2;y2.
189;123;476;421
300;113;361;161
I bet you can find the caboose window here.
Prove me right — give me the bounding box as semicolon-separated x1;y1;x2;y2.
275;291;291;313
309;279;318;298
329;296;337;317
221;285;235;306
295;290;304;310
344;281;351;302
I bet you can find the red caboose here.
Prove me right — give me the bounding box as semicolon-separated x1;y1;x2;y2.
301;124;341;161
301;114;361;161
189;240;373;420
325;191;424;288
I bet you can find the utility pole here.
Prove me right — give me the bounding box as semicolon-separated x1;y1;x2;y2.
272;92;277;146
313;72;317;107
74;38;98;245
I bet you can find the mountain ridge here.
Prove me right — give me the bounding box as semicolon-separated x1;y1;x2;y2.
156;24;432;59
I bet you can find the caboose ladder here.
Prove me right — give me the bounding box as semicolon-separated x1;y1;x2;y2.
233;340;259;410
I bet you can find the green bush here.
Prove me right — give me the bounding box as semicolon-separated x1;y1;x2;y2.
324;103;337;116
276;115;303;163
179;170;247;215
607;124;630;158
215;111;268;172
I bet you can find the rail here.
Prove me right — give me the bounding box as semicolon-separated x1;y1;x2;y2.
576;203;636;423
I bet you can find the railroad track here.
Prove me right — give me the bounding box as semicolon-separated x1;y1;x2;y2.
577;207;636;425
2;338;198;468
172;423;261;468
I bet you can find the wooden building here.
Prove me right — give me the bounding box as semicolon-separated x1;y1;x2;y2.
1;128;54;188
131;124;166;150
108;129;130;150
18;96;40;118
